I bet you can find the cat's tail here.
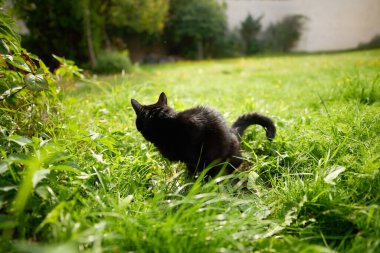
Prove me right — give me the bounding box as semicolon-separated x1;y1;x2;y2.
232;113;276;140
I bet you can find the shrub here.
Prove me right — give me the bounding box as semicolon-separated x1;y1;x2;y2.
213;29;243;58
1;7;82;247
94;50;132;74
262;15;307;52
240;14;263;55
358;34;380;50
0;8;54;246
0;10;57;137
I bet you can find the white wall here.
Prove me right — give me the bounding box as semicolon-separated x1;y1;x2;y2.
226;0;380;51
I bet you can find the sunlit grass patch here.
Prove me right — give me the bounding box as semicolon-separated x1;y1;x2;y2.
2;50;380;252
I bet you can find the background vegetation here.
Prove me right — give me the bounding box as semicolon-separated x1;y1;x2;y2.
9;0;308;70
1;1;380;252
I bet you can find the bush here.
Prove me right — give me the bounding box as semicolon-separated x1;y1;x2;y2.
229;14;307;56
94;50;132;74
262;15;307;52
358;34;380;50
0;10;58;137
0;8;84;247
1;7;57;246
240;14;262;55
213;30;243;58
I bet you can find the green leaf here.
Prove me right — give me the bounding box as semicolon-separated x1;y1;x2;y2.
8;135;33;146
37;59;50;74
0;215;18;229
32;169;50;188
4;54;31;72
21;51;38;72
0;39;10;54
0;162;8;174
0;86;24;100
52;54;67;64
0;53;6;67
24;73;48;91
50;165;81;174
0;185;18;192
324;165;346;185
37;201;66;232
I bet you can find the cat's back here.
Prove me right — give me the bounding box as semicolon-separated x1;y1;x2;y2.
177;106;227;128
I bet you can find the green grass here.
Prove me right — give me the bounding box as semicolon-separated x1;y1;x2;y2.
2;50;380;252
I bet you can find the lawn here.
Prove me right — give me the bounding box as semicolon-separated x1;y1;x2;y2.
2;50;380;252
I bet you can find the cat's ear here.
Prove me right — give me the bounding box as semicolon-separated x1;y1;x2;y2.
157;92;167;105
131;99;142;114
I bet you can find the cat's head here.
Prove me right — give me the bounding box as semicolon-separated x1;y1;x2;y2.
131;92;168;115
131;92;170;134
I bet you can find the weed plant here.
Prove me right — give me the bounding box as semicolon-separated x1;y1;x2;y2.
1;50;379;252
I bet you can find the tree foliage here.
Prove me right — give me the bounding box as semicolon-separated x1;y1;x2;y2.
13;0;87;68
240;14;262;55
10;0;307;64
166;0;226;59
263;15;307;52
12;0;168;68
109;0;169;34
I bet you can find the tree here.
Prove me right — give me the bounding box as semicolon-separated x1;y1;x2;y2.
109;0;169;35
82;0;98;68
240;14;262;55
166;0;227;59
81;0;169;68
13;0;88;68
12;0;169;68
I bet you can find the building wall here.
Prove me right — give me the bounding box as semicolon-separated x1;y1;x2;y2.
225;0;380;51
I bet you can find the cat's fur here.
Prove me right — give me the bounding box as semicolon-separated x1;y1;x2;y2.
131;92;276;177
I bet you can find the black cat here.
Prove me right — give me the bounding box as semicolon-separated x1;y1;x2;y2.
131;92;276;177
